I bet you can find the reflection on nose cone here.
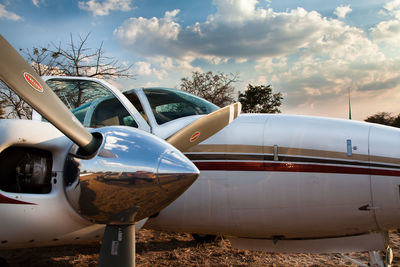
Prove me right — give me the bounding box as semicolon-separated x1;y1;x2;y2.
157;150;199;205
64;126;199;224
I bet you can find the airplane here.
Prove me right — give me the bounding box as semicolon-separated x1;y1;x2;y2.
0;35;240;267
40;75;400;265
1;35;400;267
35;77;400;266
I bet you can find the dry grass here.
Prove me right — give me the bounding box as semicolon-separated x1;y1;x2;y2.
1;230;399;266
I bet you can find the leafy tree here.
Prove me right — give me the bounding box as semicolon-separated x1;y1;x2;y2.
1;32;133;119
365;112;400;128
180;71;238;107
238;84;283;113
393;115;400;128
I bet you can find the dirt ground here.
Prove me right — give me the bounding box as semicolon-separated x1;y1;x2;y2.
1;230;399;266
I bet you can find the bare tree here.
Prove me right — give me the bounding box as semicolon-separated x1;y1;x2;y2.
50;33;133;79
19;46;60;76
2;47;61;119
1;32;134;119
180;71;239;107
0;99;6;119
0;81;32;119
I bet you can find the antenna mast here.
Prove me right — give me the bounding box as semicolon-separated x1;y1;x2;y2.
348;87;352;120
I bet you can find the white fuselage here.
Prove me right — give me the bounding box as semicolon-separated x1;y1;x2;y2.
2;76;400;252
145;114;400;239
0;120;105;249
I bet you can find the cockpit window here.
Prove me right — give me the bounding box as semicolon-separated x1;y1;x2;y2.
143;88;219;125
46;79;113;110
124;91;149;123
46;79;138;128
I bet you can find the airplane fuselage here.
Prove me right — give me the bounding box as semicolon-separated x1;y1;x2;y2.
145;114;400;240
1;76;399;255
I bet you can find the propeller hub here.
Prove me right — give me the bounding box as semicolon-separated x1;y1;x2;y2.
64;126;199;224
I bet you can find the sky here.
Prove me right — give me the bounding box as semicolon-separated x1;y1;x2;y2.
1;0;400;120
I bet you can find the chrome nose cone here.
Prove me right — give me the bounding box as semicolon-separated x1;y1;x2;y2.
157;150;199;201
63;126;199;224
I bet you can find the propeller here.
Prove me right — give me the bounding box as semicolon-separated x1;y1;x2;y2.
0;35;100;155
167;102;241;151
0;34;240;267
0;34;199;267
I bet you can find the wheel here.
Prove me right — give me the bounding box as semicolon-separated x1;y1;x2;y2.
191;234;217;243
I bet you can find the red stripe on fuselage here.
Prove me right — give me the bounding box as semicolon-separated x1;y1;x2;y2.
0;193;36;205
194;161;400;177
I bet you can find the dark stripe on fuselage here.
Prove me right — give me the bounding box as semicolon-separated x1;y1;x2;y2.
185;153;400;170
192;161;400;177
185;153;400;177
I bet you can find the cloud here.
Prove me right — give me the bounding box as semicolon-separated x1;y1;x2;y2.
0;4;23;21
211;0;260;22
32;0;45;8
334;5;352;19
115;1;362;60
114;9;181;55
383;0;400;19
78;0;133;16
371;0;400;44
115;0;400;118
135;61;167;79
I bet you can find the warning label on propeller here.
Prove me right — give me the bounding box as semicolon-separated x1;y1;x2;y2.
190;131;200;142
24;72;43;93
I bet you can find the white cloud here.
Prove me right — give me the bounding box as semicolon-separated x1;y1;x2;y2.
371;19;400;42
135;61;167;79
371;0;400;46
384;0;400;19
211;0;260;22
135;61;152;76
78;0;133;16
32;0;45;8
114;9;181;55
334;5;352;19
115;0;400;119
115;1;361;60
147;56;202;75
0;4;22;21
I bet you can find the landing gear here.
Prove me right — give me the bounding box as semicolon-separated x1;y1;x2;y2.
368;246;393;267
340;246;393;267
98;224;136;267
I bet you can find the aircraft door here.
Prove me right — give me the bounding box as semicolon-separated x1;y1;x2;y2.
45;78;150;131
228;116;378;238
370;125;400;230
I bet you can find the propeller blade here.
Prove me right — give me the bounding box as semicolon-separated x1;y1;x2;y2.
167;102;241;151
0;35;99;154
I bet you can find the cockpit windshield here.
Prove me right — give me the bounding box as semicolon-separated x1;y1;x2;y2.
143;88;219;125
